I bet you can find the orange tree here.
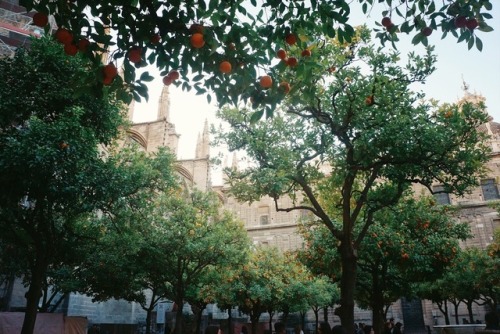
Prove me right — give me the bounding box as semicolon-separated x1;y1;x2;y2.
212;30;491;333
221;247;308;334
21;0;494;112
75;188;250;334
298;195;470;333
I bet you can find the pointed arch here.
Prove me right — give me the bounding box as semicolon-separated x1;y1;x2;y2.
174;164;194;183
126;129;147;150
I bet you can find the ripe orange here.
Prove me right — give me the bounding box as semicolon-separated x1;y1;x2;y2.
150;33;161;45
276;49;287;60
33;12;48;27
219;61;232;74
286;57;298;67
365;95;374;106
103;75;114;86
279;81;291;94
190;33;205;48
103;63;118;79
301;49;311;57
260;75;273;89
64;43;78;56
128;48;142;63
78;38;90;52
55;28;73;44
168;70;180;80
285;33;297;45
162;76;173;86
328;66;336;73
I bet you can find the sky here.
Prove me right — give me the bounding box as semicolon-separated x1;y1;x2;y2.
133;4;500;165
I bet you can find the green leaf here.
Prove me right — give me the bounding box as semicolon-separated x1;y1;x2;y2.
411;33;424;45
475;37;483;52
467;37;474;50
139;72;154;82
250;109;264;123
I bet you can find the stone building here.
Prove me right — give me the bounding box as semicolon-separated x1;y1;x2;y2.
0;2;498;330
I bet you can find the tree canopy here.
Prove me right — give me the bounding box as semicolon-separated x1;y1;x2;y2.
213;32;491;333
20;0;494;109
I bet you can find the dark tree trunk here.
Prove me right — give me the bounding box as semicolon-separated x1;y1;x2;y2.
21;255;46;334
337;239;357;334
250;311;261;334
371;286;386;334
466;300;474;323
174;300;185;334
323;307;328;322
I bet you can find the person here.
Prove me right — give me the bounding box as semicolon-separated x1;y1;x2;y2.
331;325;347;334
275;322;286;334
294;324;304;334
318;322;332;334
393;322;403;334
363;325;375;334
384;320;393;334
484;311;500;330
206;325;220;334
241;326;249;334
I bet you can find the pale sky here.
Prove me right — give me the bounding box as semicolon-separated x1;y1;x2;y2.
133;4;500;165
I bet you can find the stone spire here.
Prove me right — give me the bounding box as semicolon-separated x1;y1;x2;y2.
195;119;210;159
157;86;170;121
231;151;238;170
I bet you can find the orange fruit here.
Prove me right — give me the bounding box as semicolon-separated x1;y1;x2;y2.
260;75;273;89
150;33;161;44
301;49;311;57
128;48;142;63
33;12;48;27
168;70;180;80
162;76;173;86
55;28;73;44
103;63;118;78
286;57;298;67
219;61;232;74
279;82;291;94
78;38;90;52
365;95;374;106
64;43;78;56
190;33;205;48
103;75;114;86
285;33;297;45
276;49;287;60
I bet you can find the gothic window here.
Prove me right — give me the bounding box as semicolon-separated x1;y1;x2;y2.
481;179;499;201
432;185;450;205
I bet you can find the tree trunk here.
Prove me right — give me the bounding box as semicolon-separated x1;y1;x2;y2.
466;301;474;323
268;311;274;334
250;312;261;334
337;240;357;334
227;307;233;334
323;307;328;322
371;267;386;334
146;307;153;334
174;300;185;334
21;255;46;334
444;301;450;325
371;290;386;334
313;308;319;334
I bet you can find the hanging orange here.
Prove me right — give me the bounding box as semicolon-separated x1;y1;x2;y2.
190;33;205;48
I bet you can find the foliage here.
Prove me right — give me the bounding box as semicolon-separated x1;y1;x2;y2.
227;247;312;334
213;32;490;332
0;36;126;334
74;184;250;334
298;195;470;332
20;0;494;109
